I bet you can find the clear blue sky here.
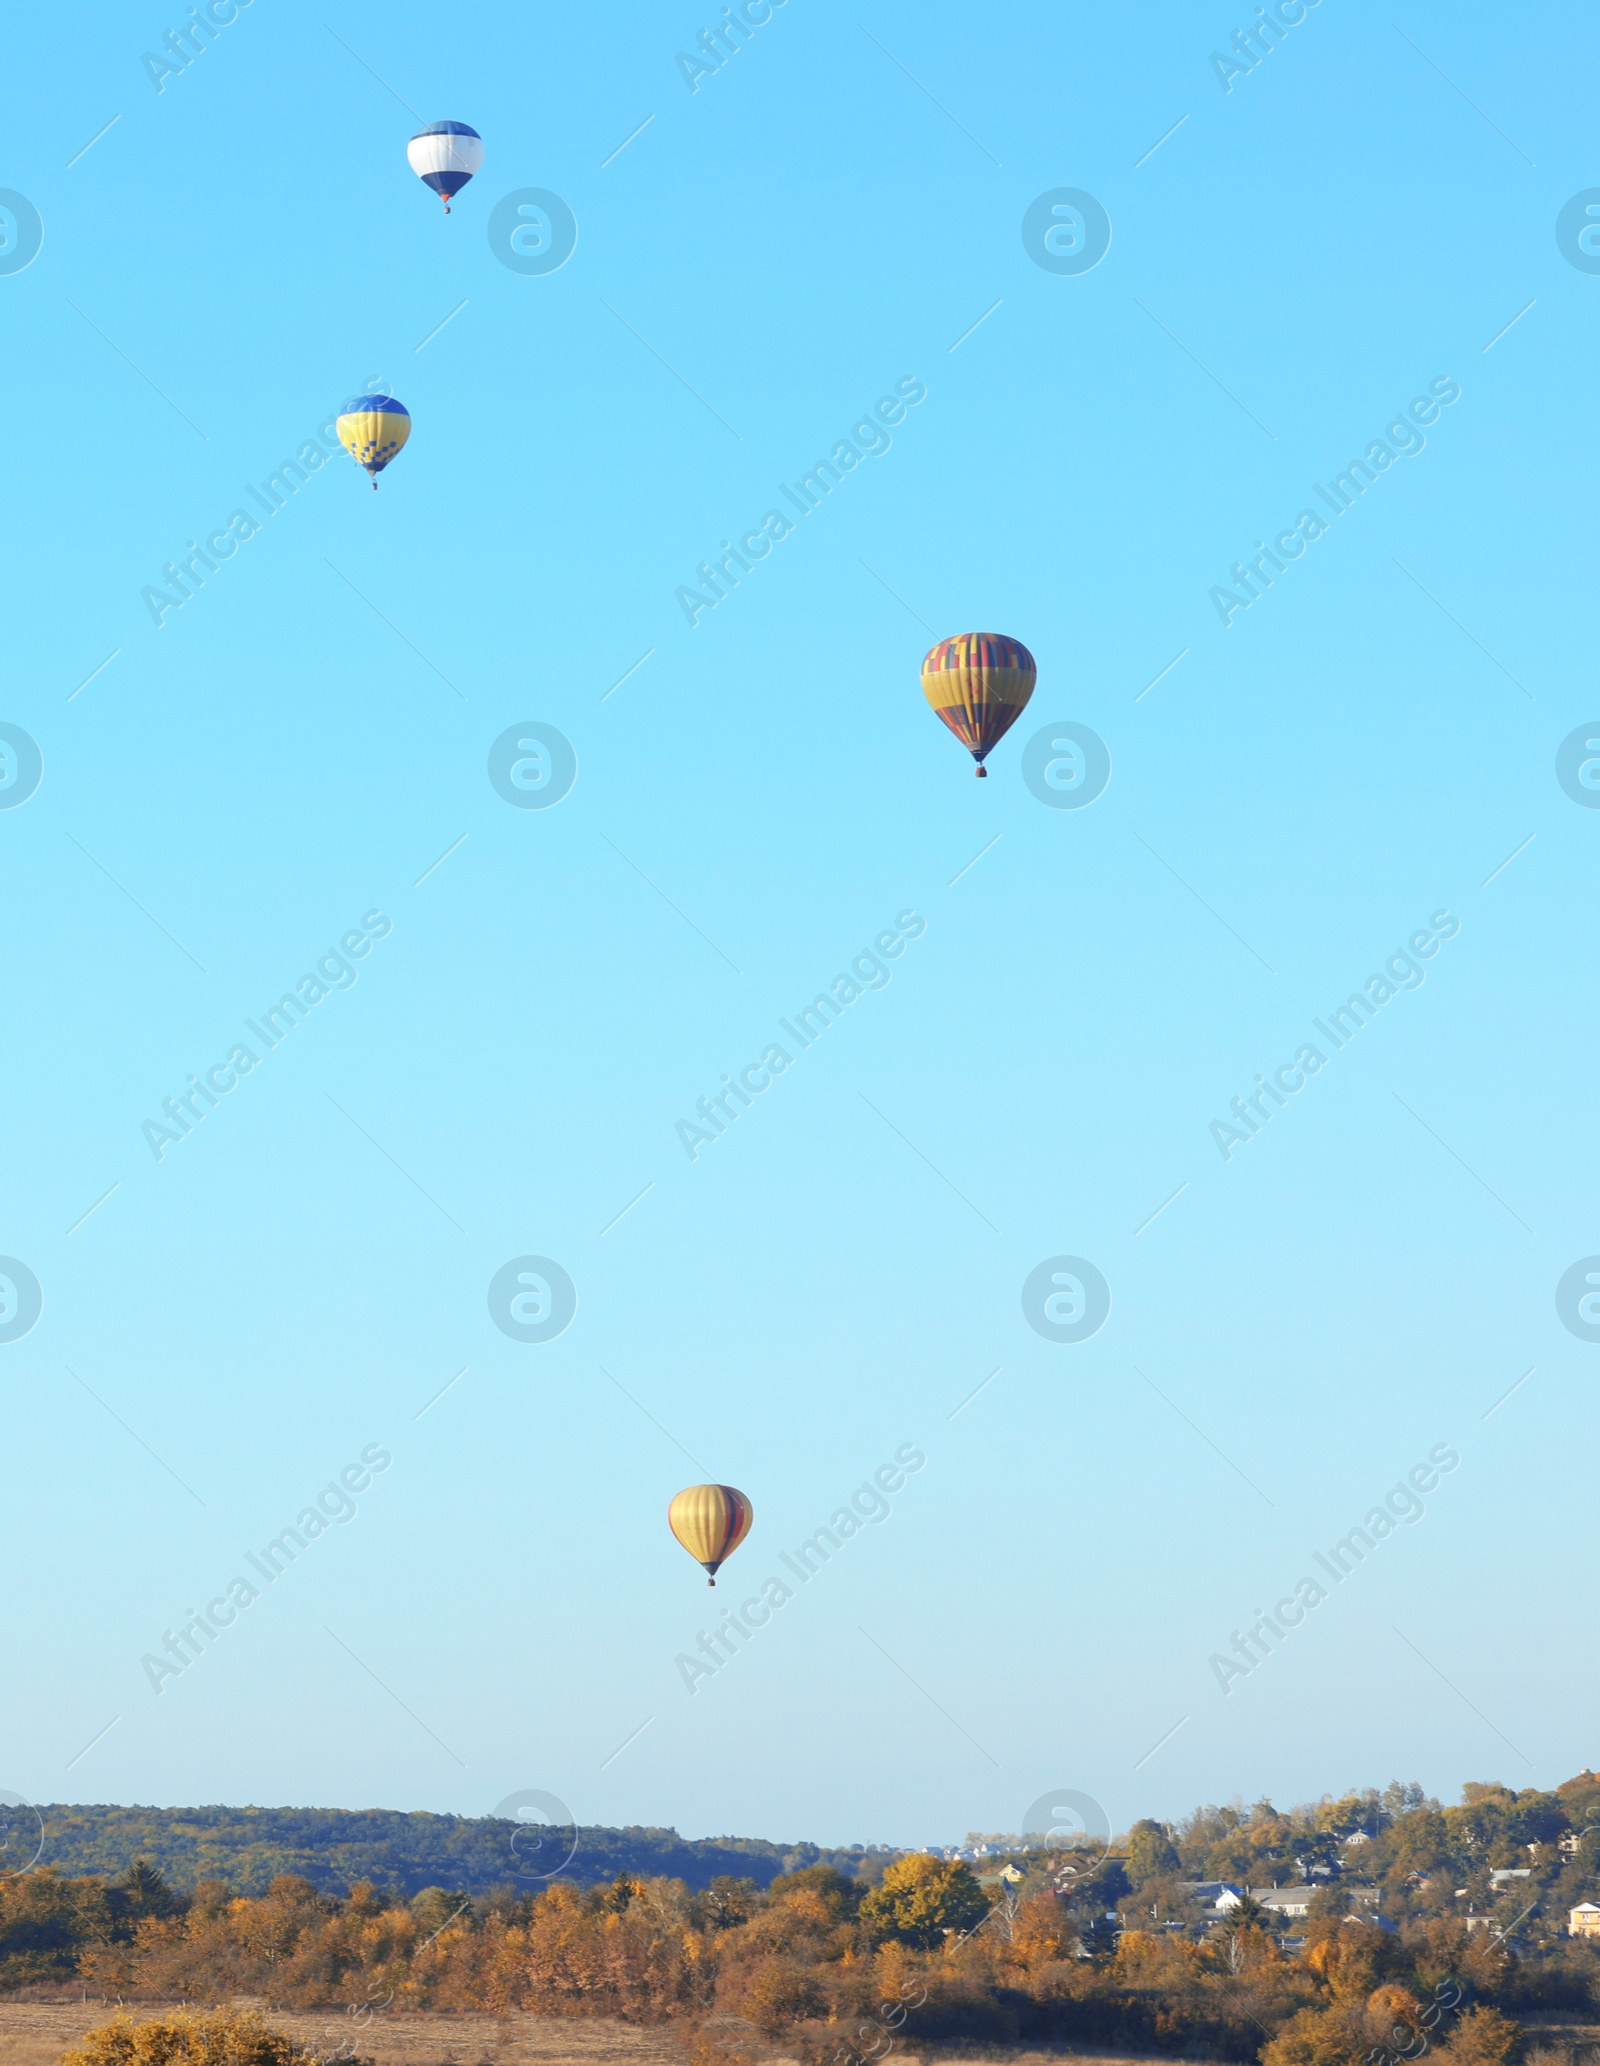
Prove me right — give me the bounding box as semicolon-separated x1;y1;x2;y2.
3;0;1596;1854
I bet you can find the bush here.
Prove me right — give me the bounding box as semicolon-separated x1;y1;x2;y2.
1436;2005;1525;2066
60;2004;332;2065
740;1955;827;2035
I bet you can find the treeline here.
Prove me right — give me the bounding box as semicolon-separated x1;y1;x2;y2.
16;1772;1600;2066
3;1849;1596;2066
1115;1770;1600;1933
24;1803;876;1898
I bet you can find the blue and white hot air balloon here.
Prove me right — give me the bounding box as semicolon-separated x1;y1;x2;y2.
406;121;483;214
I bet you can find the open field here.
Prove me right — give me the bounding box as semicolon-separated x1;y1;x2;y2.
888;2049;1232;2066
0;2003;1247;2066
0;2001;696;2066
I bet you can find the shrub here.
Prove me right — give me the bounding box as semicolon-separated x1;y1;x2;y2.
1436;2005;1525;2066
740;1955;827;2034
60;2004;330;2065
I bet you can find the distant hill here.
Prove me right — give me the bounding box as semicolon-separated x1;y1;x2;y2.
29;1803;879;1898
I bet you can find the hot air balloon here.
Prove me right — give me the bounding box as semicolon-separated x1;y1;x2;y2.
336;395;411;488
407;122;483;213
668;1484;752;1587
921;632;1037;776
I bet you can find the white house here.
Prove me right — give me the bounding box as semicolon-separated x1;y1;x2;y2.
1183;1883;1318;1921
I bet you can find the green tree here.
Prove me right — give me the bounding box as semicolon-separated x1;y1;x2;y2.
599;1872;645;1913
858;1855;988;1948
1447;1791;1515;1862
1498;1790;1567;1856
1117;1872;1203;1930
1382;1783;1432;1819
1211;1895;1280;1984
113;1861;184;1927
1384;1810;1452;1882
693;1875;759;1930
1077;1912;1120;1962
1126;1819;1181;1889
1293;1832;1343;1877
0;1868;116;1987
1318;1791;1384;1839
410;1886;473;1938
1078;1855;1131;1909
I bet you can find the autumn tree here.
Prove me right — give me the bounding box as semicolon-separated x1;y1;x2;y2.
410;1886;474;1938
0;1868;117;1988
765;1866;860;1919
858;1856;987;1949
1434;2005;1524;2066
740;1956;827;2035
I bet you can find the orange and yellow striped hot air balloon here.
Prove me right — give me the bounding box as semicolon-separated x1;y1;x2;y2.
921;632;1037;776
668;1484;753;1587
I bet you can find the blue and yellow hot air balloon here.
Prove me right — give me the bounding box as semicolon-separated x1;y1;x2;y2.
921;632;1037;777
336;395;411;489
406;121;483;213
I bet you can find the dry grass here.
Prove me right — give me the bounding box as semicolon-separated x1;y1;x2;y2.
0;2001;1234;2066
0;1999;696;2066
903;2055;1224;2066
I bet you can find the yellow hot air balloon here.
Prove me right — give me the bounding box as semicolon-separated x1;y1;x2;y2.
921;632;1037;776
668;1484;753;1587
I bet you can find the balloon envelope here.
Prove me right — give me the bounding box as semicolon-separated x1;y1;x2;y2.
407;121;483;205
921;632;1037;773
668;1484;753;1584
336;395;411;482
